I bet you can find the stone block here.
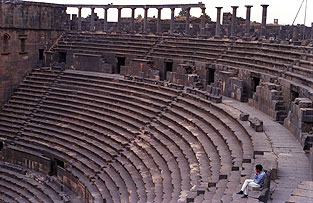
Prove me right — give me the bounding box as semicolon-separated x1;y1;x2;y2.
240;113;249;121
206;85;212;94
249;117;263;132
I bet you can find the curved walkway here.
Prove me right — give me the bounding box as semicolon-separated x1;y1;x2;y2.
220;97;312;203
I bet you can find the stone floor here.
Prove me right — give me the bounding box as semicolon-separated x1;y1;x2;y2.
221;97;312;203
286;181;313;203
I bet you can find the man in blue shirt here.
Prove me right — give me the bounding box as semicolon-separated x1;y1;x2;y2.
237;164;266;198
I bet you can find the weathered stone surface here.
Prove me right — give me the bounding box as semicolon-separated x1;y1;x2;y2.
240;113;249;121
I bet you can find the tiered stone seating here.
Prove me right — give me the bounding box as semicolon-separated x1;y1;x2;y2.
286;181;313;203
53;32;158;59
0;68;273;202
150;37;228;62
217;41;313;91
0;161;70;203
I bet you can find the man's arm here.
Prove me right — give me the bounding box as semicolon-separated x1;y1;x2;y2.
254;172;266;185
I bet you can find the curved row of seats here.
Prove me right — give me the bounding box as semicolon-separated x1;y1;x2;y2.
53;32;159;59
53;32;313;95
0;161;69;203
0;68;259;202
216;41;313;92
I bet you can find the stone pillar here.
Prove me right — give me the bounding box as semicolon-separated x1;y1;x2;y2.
78;7;82;31
230;6;239;39
131;8;135;33
200;7;206;37
144;8;148;34
293;26;300;42
90;7;95;31
215;7;222;38
103;8;108;32
157;8;162;35
311;22;313;40
170;8;175;35
261;4;269;38
244;5;253;39
185;7;191;36
117;8;122;33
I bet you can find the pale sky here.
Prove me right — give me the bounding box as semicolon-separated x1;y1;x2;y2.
25;0;312;26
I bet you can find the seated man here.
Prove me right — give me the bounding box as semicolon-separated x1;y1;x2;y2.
237;164;266;198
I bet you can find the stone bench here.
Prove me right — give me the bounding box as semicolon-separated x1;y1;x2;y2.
23;122;141;202
50;87;160;116
169;103;231;183
186;87;222;103
149;121;200;185
30;108;167;201
249;117;264;132
55;82;169;110
167;83;184;90
58;76;174;105
44;96;147;129
47;88;158;121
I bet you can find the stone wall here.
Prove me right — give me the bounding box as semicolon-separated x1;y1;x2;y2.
57;167;93;203
249;82;287;122
1;146;51;174
0;1;68;105
284;98;313;151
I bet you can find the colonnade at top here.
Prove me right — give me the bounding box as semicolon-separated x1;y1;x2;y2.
65;3;269;38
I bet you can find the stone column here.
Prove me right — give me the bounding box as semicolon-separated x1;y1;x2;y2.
131;8;136;33
144;8;148;34
90;7;95;31
170;8;175;35
185;7;191;36
103;8;108;32
78;7;82;31
230;6;239;39
117;8;122;33
200;7;206;37
261;4;269;38
215;7;222;38
293;26;300;42
157;8;162;35
244;5;253;39
311;22;313;40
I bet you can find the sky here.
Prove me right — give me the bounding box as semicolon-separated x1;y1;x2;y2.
24;0;312;26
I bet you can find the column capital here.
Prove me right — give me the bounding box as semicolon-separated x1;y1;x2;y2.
104;7;109;10
144;7;149;11
171;8;175;11
157;8;163;11
261;4;269;8
78;7;82;10
231;6;239;9
245;5;253;8
91;7;95;10
202;7;206;12
216;7;223;9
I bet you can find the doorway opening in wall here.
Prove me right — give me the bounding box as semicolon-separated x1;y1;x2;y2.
50;158;65;176
116;57;125;74
291;90;299;102
2;34;9;54
0;141;3;151
58;52;66;63
207;68;215;85
39;49;44;61
251;77;260;92
185;66;193;74
56;159;64;168
164;61;173;80
20;38;26;53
